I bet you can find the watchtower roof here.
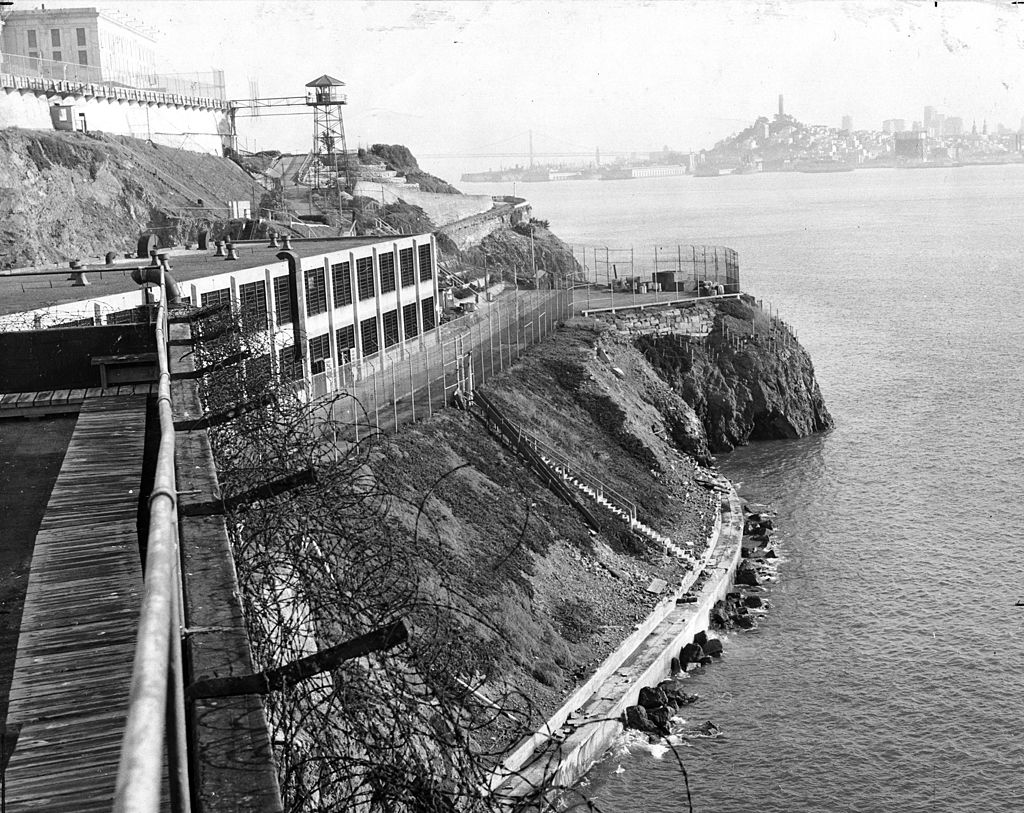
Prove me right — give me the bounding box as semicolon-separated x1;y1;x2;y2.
305;75;346;88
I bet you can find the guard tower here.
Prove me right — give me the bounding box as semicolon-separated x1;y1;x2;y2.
305;74;350;198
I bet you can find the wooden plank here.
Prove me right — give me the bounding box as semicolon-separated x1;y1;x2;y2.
3;395;157;812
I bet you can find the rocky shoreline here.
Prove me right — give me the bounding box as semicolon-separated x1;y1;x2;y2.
621;502;779;741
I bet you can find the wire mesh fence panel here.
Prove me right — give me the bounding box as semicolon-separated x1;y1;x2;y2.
306;287;574;440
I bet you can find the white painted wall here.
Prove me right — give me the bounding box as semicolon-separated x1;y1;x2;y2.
0;87;229;155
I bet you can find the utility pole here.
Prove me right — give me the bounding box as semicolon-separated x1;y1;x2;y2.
529;129;534;169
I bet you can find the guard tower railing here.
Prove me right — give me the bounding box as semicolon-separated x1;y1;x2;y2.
113;267;191;811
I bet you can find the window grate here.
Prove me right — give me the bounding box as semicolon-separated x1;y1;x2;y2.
331;261;351;307
418;244;433;282
402;302;419;340
379;252;396;294
305;267;327;315
273;276;292;325
421;296;435;331
382;310;400;348
356;257;375;301
360;316;379;356
399;247;415;288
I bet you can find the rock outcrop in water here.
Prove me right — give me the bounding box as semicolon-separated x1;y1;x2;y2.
636;297;833;452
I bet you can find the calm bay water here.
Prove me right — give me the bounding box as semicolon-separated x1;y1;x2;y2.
452;166;1024;811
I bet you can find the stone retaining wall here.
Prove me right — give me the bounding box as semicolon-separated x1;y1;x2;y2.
439;199;532;250
604;302;716;336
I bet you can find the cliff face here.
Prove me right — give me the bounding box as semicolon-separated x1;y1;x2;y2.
462;224;583;285
637;297;833;452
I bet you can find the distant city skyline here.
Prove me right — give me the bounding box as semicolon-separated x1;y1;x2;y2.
13;1;1024;163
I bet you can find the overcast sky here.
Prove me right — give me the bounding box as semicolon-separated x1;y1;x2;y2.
36;1;1024;162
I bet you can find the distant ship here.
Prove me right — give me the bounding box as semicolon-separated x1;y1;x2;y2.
693;166;722;177
599;164;690;181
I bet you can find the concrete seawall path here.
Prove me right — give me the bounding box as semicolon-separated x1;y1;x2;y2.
492;485;745;805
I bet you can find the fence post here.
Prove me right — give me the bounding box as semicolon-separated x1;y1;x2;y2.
372;361;380;433
408;356;416;423
488;307;496;379
391;364;399;431
440;335;448;408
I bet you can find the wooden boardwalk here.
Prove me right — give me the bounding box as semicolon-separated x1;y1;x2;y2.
3;395;151;811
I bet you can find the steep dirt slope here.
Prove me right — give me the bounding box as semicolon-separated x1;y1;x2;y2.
369;322;723;731
0;128;257;268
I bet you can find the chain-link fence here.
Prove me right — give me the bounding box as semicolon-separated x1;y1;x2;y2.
568;244;740;313
295;287;572;440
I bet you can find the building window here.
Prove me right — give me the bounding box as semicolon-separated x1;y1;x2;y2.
399;247;415;288
336;324;355;363
78;51;88;66
53;51;62;62
27;30;37;49
382;310;400;347
360;316;379;356
421;296;435;331
379;251;396;294
308;333;330;374
51;29;61;47
238;280;268;324
201;288;231;308
356;257;374;301
331;261;351;307
273;275;292;325
418;244;433;282
76;27;86;47
277;345;302;381
29;52;39;61
402;302;419;340
304;267;327;315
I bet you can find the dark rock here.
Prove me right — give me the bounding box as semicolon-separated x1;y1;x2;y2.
670;656;681;676
693;631;709;648
704;638;724;657
638;686;668;710
710;601;729;628
734;563;760;587
625;704;652;732
700;655;713;665
743;594;763;608
646;705;673;734
764;548;778;558
679;642;705;669
736;615;756;629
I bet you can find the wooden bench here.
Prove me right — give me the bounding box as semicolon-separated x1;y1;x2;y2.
90;352;158;389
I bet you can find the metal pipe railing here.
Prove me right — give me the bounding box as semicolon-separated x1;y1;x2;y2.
113;268;191;811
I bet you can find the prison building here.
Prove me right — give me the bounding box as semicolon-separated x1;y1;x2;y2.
0;232;441;390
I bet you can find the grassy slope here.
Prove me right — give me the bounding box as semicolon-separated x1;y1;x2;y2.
369;321;720;733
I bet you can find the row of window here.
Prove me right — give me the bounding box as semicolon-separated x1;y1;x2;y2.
26;27;87;48
298;296;436;376
26;50;89;65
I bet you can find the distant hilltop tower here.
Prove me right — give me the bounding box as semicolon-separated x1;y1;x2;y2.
778;93;784;117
